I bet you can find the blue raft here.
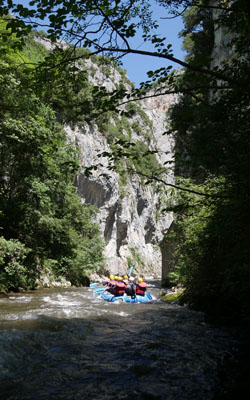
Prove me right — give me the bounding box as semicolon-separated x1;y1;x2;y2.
100;291;153;303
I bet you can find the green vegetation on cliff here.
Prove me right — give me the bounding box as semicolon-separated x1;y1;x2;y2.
0;21;104;291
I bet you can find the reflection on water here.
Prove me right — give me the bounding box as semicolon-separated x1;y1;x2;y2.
0;282;240;399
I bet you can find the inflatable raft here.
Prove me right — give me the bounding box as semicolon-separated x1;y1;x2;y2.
100;291;153;303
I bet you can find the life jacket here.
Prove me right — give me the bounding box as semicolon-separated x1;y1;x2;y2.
123;279;129;285
135;282;147;296
125;283;136;297
108;279;116;287
110;281;126;296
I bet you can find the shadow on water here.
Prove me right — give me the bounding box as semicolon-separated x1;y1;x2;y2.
0;287;246;400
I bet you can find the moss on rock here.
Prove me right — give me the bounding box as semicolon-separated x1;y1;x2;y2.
161;290;184;303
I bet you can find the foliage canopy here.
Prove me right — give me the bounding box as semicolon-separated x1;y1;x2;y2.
0;19;105;291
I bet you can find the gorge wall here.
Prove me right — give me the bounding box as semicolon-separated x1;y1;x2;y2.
47;1;228;281
65;61;177;278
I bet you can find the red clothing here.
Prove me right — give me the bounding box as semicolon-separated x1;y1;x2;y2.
110;282;126;296
135;282;147;296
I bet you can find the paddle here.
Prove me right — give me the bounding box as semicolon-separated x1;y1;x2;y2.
146;292;153;301
93;287;106;294
91;280;110;291
90;282;99;288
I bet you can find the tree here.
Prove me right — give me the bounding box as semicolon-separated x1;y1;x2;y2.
0;1;246;90
164;0;250;323
0;21;104;291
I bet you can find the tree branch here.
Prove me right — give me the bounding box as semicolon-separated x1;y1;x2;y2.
27;41;246;91
93;0;131;50
126;168;230;199
100;47;245;89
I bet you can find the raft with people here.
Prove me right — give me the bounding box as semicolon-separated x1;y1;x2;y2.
100;291;153;303
90;275;153;303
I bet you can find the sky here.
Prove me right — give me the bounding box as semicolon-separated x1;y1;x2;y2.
120;3;185;86
18;0;185;87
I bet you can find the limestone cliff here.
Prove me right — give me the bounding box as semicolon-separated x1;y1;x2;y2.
35;35;177;278
65;62;176;278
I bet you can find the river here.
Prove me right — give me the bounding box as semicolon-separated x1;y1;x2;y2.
0;281;241;400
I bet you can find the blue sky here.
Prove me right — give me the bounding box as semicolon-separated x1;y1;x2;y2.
19;0;185;87
121;3;185;86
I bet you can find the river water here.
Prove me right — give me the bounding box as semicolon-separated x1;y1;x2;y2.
0;281;241;400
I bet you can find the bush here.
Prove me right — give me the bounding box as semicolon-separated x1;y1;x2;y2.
0;237;33;291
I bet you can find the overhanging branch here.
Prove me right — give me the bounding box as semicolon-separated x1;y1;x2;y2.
126;168;230;199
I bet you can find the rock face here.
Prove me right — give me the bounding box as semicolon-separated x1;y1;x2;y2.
34;34;176;278
65;64;177;278
210;0;235;70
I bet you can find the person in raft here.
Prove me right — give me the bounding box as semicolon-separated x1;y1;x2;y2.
124;276;147;297
106;276;126;297
125;277;136;297
102;275;115;287
134;277;147;296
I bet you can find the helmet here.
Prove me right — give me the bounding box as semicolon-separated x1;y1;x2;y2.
117;276;123;281
114;276;119;281
123;275;128;279
138;277;143;283
109;274;114;280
